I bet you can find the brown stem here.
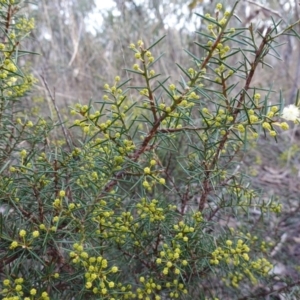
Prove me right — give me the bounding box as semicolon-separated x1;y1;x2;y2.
198;27;272;212
141;50;158;122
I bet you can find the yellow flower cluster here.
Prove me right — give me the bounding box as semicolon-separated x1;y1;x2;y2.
205;4;231;32
227;185;282;214
201;100;290;140
173;221;194;242
210;239;250;266
92;200;115;238
156;243;188;274
15;17;35;33
214;61;233;83
136;277;162;299
222;256;273;288
169;83;198;106
136;198;171;222
12;74;38;97
91;199;138;245
68;243;132;298
142;159;166;191
211;236;273;288
129;40;201;133
130;40;155;72
1;277;49;300
152;243;189;298
72;79;128;138
9;227;41;250
201;107;234;128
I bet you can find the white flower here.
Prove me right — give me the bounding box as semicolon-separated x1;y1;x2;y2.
281;104;300;122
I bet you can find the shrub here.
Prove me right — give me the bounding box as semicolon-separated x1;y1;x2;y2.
1;1;300;299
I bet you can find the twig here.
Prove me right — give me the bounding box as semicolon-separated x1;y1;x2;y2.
245;0;283;20
41;75;72;152
157;126;206;133
68;20;83;67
